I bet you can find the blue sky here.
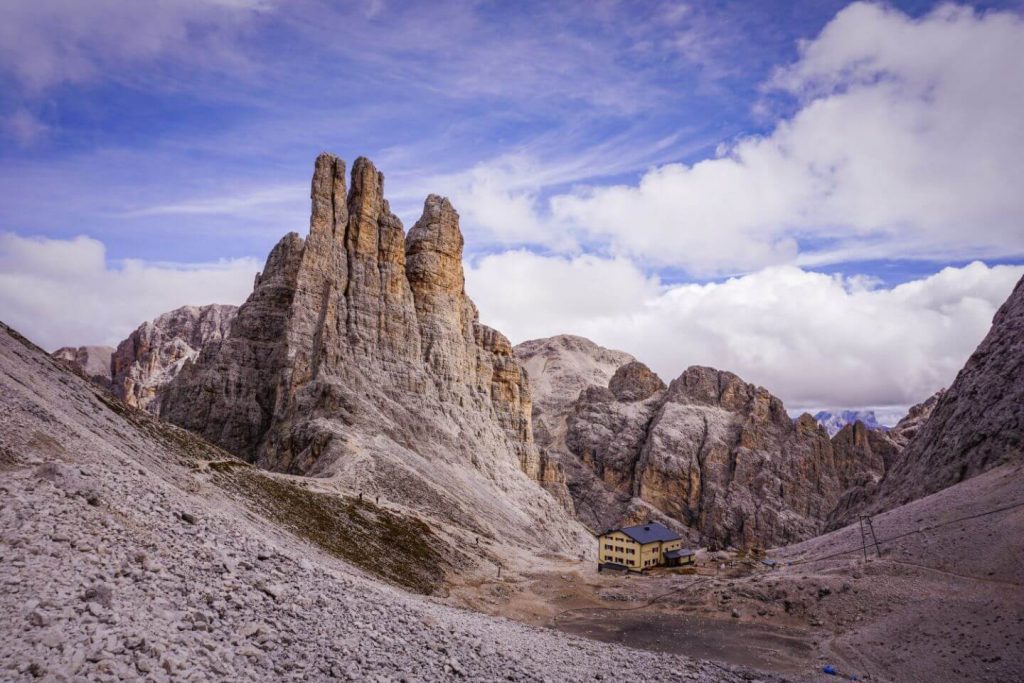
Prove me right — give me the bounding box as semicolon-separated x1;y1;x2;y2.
1;0;1023;415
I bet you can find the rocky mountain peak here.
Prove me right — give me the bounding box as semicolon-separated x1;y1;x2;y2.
406;195;469;353
667;366;789;426
887;389;944;446
608;361;666;402
161;154;586;551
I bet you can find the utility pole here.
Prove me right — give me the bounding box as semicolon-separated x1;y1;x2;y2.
858;517;869;562
864;516;882;558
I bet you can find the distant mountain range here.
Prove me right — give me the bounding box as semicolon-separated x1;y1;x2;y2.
813;410;887;436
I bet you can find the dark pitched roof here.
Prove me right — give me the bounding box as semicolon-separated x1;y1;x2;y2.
614;522;681;544
665;548;695;559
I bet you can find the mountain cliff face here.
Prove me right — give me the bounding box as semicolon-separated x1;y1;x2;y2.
161;154;586;551
886;390;944;446
519;336;847;547
865;275;1024;513
110;304;237;414
566;363;842;547
520;333;960;545
51;345;114;390
513;339;681;533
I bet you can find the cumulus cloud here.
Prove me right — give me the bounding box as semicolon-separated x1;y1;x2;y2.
465;251;661;339
457;3;1024;275
467;252;1023;413
0;233;258;350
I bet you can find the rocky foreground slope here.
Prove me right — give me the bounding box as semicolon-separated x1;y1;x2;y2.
1;321;776;683
160;154;586;552
771;461;1024;683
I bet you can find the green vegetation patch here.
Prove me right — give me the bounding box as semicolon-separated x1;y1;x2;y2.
210;467;457;595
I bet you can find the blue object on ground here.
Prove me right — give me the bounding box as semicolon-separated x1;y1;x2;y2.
823;664;838;675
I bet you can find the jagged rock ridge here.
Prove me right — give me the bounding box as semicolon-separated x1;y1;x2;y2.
515;335;634;452
111;304;237;414
161;154;586;551
520;336;951;547
567;363;845;547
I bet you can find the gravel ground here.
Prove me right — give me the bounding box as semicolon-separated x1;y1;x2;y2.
0;323;789;682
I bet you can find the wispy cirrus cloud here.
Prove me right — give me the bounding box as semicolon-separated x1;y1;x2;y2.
1;108;49;146
0;0;273;93
117;184;305;218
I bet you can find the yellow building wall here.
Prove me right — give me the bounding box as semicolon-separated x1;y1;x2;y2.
597;531;641;569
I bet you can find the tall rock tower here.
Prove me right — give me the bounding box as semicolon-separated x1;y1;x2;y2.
162;154;583;550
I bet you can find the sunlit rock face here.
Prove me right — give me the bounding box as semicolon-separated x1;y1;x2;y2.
161;153;587;552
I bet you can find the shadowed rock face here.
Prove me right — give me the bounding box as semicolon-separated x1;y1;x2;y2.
51;345;114;390
866;275;1024;513
821;391;942;530
110;304;237;414
161;154;586;551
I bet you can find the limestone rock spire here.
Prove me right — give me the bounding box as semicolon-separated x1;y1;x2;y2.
310;152;348;239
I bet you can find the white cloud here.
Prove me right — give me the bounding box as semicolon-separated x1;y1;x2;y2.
459;3;1024;275
465;251;661;340
467;251;1023;412
0;233;258;350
